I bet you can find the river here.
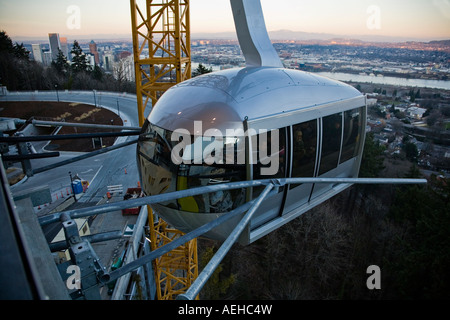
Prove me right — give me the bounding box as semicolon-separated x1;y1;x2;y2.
192;63;450;91
317;72;450;90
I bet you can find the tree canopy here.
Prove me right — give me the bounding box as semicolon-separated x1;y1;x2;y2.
192;63;213;77
70;40;90;74
0;30;29;59
0;30;135;93
359;132;386;178
52;48;70;75
389;174;450;299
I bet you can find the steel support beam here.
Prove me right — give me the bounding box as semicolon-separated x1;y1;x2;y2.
32;139;138;175
2;152;60;162
38;177;427;226
177;184;274;300
34;176;426;299
31;119;142;131
130;0;195;300
130;0;191;126
106;200;256;284
49;230;123;252
0;131;140;143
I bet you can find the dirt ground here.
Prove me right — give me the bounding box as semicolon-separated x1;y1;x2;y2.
0;101;124;152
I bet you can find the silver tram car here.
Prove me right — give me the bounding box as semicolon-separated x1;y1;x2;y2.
137;66;367;245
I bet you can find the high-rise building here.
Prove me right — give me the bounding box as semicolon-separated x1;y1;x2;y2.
86;53;96;68
60;37;69;61
31;44;44;64
48;33;61;61
43;51;52;66
103;53;114;71
89;40;100;65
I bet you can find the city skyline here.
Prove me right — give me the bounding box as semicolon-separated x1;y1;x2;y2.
0;0;450;43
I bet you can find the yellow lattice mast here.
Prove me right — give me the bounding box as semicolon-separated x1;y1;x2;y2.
130;0;197;300
131;0;191;127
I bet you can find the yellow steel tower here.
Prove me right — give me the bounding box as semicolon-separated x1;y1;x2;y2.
130;0;191;127
130;0;197;300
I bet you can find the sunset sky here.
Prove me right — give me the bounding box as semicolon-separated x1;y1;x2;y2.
1;0;449;41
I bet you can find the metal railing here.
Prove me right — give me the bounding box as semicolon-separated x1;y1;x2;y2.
37;176;427;299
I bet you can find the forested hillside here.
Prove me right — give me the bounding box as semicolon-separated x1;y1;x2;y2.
199;134;450;300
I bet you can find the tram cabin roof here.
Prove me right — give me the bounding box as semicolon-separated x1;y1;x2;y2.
148;67;365;133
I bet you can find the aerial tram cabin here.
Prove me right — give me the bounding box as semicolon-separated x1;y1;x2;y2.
137;66;367;245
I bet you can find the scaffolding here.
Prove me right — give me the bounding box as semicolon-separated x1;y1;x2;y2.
148;219;198;300
130;0;197;300
130;0;191;127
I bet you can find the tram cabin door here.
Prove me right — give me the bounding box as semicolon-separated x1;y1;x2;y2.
248;127;288;230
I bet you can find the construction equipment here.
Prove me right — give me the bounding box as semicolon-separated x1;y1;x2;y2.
130;0;197;300
130;0;191;127
122;187;143;215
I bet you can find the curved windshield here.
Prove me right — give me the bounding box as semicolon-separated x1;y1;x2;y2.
137;121;247;214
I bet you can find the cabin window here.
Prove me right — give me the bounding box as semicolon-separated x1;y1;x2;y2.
319;113;343;175
340;107;363;164
179;163;246;213
290;120;317;189
253;128;287;197
137;122;247;214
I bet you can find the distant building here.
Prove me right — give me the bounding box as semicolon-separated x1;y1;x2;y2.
366;98;378;107
103;52;115;71
48;33;61;61
118;51;132;60
394;106;407;113
42;51;52;66
408;106;427;120
60;37;69;61
86;53;96;69
31;44;44;64
374;134;389;145
89;40;100;65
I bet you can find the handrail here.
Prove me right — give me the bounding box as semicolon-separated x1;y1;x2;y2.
38;177;427;226
177;184;274;300
36;176;427;299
